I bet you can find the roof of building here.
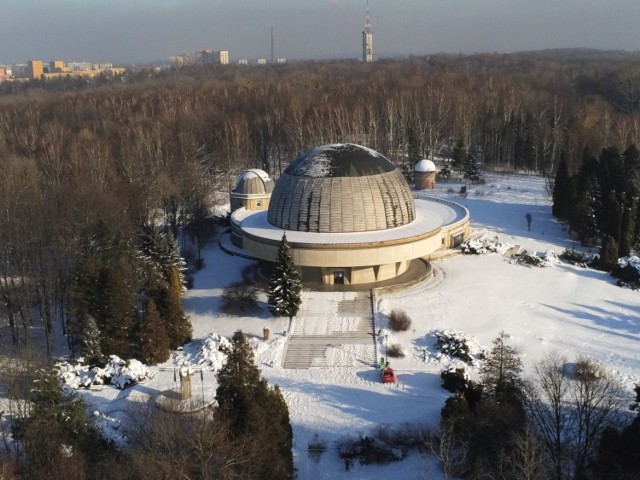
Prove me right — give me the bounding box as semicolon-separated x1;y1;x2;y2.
284;144;395;178
232;169;274;196
267;144;415;234
415;159;437;173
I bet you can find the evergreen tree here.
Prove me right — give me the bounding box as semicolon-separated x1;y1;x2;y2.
575;177;601;245
619;195;637;256
268;233;302;322
138;226;186;292
155;266;192;349
135;299;170;364
552;155;572;220
599;234;619;271
14;369;112;478
217;331;293;479
452;139;468;174
406;124;422;164
465;153;481;183
98;259;137;359
480;331;524;407
81;314;102;364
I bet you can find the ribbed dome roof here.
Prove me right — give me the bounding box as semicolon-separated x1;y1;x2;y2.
267;144;416;233
233;169;274;195
415;159;437;173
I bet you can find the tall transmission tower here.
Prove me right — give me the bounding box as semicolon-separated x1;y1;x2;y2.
271;27;274;64
362;0;373;62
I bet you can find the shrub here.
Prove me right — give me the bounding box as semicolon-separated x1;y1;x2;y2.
221;282;258;313
440;368;468;393
435;331;473;364
337;434;406;466
387;343;405;358
307;434;327;462
388;310;411;331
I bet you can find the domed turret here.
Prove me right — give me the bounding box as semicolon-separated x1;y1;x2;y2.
415;159;437;190
230;169;274;212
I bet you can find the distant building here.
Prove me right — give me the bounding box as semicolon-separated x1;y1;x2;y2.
257;58;267;65
50;60;64;73
362;0;373;62
27;60;44;80
170;50;229;68
276;58;287;64
238;59;249;65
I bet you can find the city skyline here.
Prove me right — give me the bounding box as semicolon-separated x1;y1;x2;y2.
2;0;640;65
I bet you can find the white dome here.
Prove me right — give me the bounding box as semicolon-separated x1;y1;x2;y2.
415;159;437;173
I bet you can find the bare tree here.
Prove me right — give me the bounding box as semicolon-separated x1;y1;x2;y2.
528;352;626;480
527;351;573;480
430;421;468;480
571;356;626;478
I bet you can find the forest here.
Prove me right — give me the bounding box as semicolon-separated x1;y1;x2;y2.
2;49;640;478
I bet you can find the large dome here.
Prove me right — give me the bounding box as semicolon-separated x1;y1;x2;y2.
267;144;416;233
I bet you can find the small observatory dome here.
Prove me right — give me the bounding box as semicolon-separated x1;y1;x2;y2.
230;169;275;212
415;159;438;190
267;144;415;233
415;159;437;173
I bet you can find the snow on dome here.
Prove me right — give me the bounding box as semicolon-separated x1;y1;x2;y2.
284;143;393;178
415;159;437;173
268;144;416;233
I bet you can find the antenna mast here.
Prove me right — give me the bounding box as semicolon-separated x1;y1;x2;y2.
362;0;373;62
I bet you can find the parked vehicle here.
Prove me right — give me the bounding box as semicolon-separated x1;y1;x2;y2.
381;367;395;384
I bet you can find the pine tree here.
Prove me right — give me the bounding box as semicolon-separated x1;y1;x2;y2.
480;331;524;407
216;331;293;479
268;233;302;322
599;234;619;271
98;259;137;359
452;139;467;174
552;156;572;220
465;153;481;183
156;266;192;349
135;299;170;364
81;314;102;364
406;124;422;164
138;226;186;292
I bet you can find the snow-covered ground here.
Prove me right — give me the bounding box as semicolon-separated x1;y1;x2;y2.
57;173;640;479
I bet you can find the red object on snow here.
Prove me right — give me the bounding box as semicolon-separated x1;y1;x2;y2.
381;367;395;384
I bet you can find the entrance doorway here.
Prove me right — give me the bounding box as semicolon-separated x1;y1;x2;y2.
334;271;345;285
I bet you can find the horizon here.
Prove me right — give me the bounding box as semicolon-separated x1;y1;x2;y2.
2;1;640;65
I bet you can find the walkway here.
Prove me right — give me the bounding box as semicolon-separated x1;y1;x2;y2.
282;290;377;369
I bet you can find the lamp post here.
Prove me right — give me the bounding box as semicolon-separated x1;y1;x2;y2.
384;334;388;365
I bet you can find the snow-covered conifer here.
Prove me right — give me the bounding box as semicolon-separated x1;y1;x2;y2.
268;233;302;321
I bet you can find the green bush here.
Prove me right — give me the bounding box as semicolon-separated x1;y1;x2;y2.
435;331;473;364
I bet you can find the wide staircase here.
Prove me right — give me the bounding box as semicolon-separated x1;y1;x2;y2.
282;290;377;369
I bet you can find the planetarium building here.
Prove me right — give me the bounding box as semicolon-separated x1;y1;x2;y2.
230;144;469;287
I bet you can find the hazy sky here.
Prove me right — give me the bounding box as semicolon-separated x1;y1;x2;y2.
2;0;640;64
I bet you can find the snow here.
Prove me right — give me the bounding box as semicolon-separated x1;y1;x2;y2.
31;172;640;478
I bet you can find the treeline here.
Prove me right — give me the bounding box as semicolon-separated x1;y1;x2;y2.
2;50;640;359
553;144;640;268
